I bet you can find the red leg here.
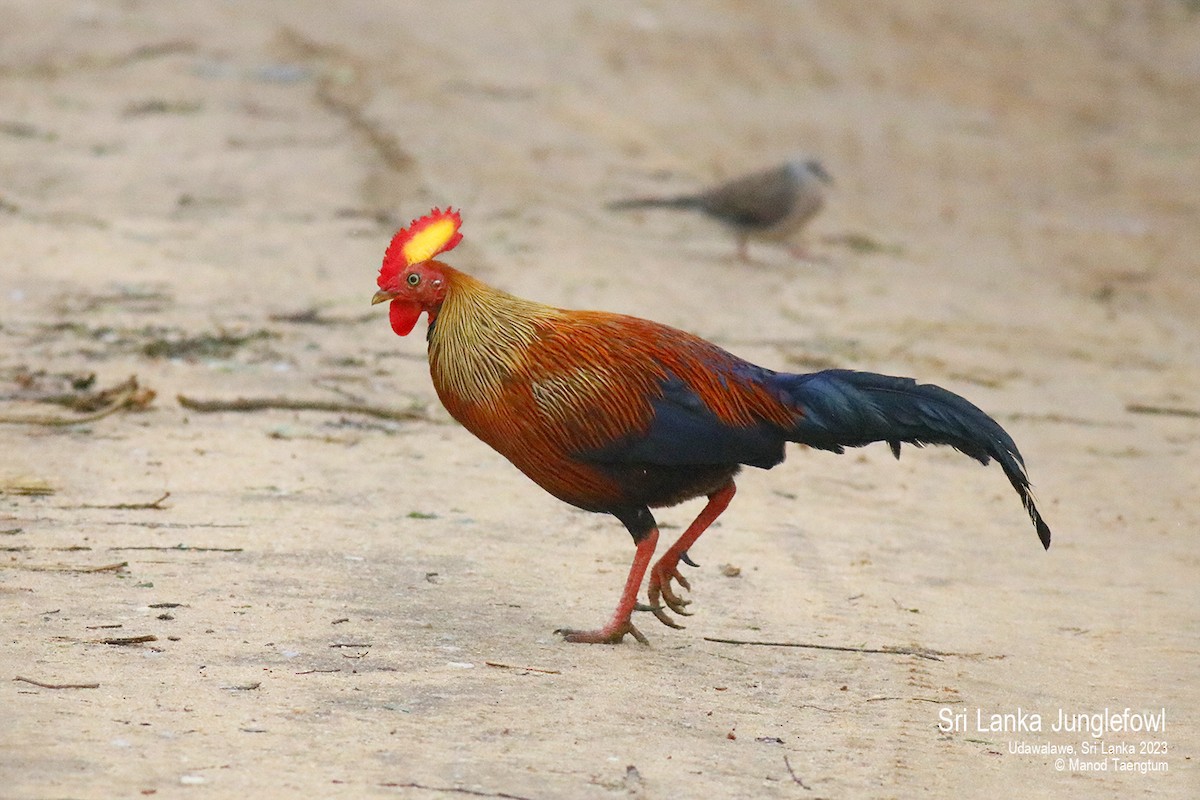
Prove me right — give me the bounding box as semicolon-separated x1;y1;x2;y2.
647;482;736;629
556;528;658;645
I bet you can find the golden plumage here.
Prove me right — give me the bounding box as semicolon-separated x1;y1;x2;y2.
372;208;1051;644
424;266;798;512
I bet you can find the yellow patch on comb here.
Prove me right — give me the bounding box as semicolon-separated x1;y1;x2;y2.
395;207;463;267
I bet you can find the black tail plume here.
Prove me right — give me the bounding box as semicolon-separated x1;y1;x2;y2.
778;369;1052;548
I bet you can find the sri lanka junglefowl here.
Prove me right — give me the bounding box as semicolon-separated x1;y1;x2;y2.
371;208;1051;645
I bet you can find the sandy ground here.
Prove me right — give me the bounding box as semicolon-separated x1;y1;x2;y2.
2;2;1198;798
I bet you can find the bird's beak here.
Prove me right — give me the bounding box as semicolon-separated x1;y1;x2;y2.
371;289;396;306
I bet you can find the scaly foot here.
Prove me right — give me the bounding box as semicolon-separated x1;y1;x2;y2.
645;561;694;629
555;620;648;645
634;601;684;630
642;482;735;630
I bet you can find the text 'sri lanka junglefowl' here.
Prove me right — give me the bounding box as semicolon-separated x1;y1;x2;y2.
371;208;1052;645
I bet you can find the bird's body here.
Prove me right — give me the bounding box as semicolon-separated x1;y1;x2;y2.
426;268;796;514
374;209;1051;644
608;159;832;260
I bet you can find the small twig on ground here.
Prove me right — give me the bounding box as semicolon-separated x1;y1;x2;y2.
177;394;433;423
295;668;342;675
102;521;246;529
911;696;963;704
75;560;130;573
108;544;243;553
0;480;54;496
783;755;811;790
2;561;128;573
97;634;157;646
81;492;171;510
484;661;561;675
13;676;100;690
221;681;261;691
0;376;153;426
1126;403;1200;419
378;782;537;800
703;636;961;661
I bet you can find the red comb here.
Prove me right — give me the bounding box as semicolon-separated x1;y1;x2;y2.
380;207;462;277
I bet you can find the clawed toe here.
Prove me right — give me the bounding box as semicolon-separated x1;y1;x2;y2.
647;563;696;630
674;571;692;593
649;603;685;630
635;600;687;629
555;621;648;645
652;606;681;633
657;584;692;616
659;574;692;614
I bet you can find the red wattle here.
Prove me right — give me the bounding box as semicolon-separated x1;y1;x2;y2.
389;300;422;336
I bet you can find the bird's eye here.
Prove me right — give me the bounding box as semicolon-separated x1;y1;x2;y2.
406;273;421;286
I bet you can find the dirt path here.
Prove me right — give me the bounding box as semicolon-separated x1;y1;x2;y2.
2;3;1197;797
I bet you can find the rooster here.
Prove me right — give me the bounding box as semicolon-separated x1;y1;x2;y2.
372;208;1051;645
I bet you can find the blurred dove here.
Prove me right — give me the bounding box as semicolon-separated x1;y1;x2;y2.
608;158;833;260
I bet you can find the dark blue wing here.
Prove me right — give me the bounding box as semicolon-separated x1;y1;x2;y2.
580;374;787;469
